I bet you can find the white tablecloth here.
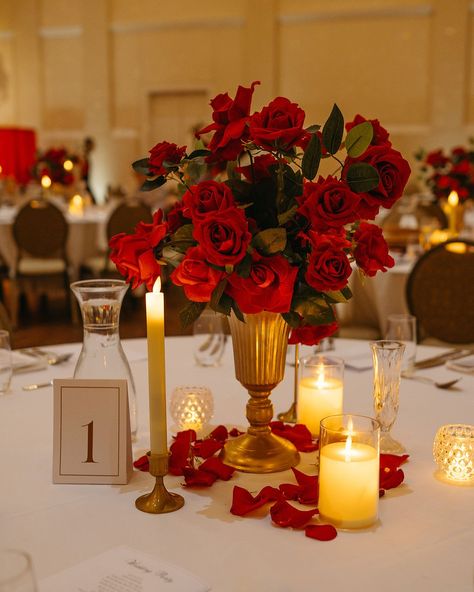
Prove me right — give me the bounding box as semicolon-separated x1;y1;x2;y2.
1;337;473;591
0;205;109;279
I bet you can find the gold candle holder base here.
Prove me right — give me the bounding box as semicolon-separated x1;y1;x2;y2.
135;452;185;514
277;402;297;423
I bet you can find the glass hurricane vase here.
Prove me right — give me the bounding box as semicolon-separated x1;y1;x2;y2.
220;311;300;473
370;340;405;454
71;279;137;439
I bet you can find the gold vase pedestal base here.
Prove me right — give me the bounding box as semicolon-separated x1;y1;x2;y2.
277;402;297;424
135;452;185;514
221;431;300;473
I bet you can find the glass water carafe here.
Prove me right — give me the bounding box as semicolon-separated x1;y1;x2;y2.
71;279;137;439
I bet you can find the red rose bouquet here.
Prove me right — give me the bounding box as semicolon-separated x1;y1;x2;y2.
110;82;410;345
32;147;77;186
417;140;474;202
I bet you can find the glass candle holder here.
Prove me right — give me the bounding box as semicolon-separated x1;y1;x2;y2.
319;414;380;529
297;355;344;437
433;424;474;483
170;386;214;432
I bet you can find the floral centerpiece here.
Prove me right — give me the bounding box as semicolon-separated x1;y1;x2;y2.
32;147;77;186
417;140;474;203
110;81;410;345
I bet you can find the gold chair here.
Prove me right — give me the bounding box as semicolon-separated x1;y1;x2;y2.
406;240;474;344
81;201;153;278
10;199;72;327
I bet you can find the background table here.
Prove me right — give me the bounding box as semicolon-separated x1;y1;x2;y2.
1;337;473;591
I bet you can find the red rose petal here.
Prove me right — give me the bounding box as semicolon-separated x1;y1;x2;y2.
380;468;405;491
270;499;319;528
270;422;318;452
183;467;218;487
305;524;338;541
133;454;149;472
279;483;301;501
380;453;409;472
230;485;281;516
229;428;245;438
279;468;319;505
193;438;224;459
199;457;235;481
169;430;196;475
207;425;229;442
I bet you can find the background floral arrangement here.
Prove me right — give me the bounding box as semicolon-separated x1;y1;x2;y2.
110;81;411;345
417;139;474;202
32;147;77;186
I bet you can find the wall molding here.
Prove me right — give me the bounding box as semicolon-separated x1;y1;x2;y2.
279;5;433;24
41;129;84;140
39;26;83;39
0;30;14;40
110;16;245;34
112;128;139;139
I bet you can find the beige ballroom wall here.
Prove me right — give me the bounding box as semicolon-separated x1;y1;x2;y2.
0;0;472;200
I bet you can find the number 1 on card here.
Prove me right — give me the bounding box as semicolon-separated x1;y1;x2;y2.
82;420;97;463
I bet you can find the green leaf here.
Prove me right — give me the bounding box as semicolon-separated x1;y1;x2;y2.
161;246;184;268
345;121;373;158
346;163;380;193
236;253;252;278
171;224;194;242
211;293;232;316
253;228;287;255
140;176;166;192
277;205;298;226
179;301;206;328
294;296;335;325
210;279;228;311
324;290;351;304
301;133;322;180
282;311;301;329
231;300;245;323
226;161;239;180
322;104;344;155
305;124;321;134
341;285;353;300
187;149;212;160
132;157;150;175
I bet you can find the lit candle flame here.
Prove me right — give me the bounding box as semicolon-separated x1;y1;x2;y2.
63;159;73;171
41;175;52;189
344;417;354;462
448;190;459;207
316;363;326;388
153;277;162;293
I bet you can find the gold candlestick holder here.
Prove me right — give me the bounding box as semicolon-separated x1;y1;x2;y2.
277;343;299;423
135;452;185;514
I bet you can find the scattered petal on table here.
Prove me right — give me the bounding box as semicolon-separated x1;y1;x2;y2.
183;467;218;487
270;499;319;528
380;468;405;492
199;457;235;480
229;427;245;438
133;454;149;472
193;438;224;459
270;422;318;452
207;425;229;442
305;524;338;541
230;485;281;516
169;430;196;475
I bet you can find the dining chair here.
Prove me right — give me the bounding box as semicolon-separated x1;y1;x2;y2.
81;200;153;278
10;199;72;328
406;239;474;344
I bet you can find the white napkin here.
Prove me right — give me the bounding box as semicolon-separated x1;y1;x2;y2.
446;355;474;374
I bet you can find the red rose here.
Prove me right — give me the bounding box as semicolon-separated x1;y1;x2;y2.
297;176;360;231
451;146;467;158
346;114;391;147
109;210;167;291
305;232;352;292
148;141;186;176
171;246;224;302
226;252;297;314
288;322;338;346
182;181;235;222
249;97;307;152
166;200;191;234
426;149;448;168
346;145;411;219
196;81;260;162
193;207;251;268
235;154;277;182
354;222;394;277
451;160;470;175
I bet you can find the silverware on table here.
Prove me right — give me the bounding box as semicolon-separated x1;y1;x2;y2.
22;380;53;391
401;372;462;390
413;349;471;370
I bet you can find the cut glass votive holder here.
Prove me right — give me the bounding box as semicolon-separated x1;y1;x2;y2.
433;424;474;484
319;414;380;529
297;355;344;437
170;386;214;432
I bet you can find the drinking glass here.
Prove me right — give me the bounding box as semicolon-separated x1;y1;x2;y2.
0;549;37;592
0;330;12;394
370;340;405;453
385;313;417;371
193;309;226;367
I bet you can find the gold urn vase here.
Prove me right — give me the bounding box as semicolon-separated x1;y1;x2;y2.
220;311;300;473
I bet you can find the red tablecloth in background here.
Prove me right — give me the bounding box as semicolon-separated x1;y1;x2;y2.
0;128;37;185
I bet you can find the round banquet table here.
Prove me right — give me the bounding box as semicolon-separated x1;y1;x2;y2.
1;337;473;591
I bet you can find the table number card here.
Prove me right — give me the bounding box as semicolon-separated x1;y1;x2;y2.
53;378;132;484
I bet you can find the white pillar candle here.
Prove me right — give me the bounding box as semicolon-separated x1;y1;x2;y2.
146;278;167;454
298;375;343;437
319;435;379;529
